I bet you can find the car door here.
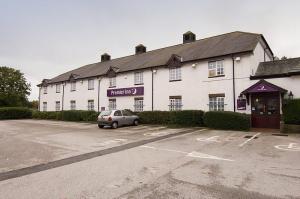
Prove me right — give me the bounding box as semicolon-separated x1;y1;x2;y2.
114;110;125;126
122;110;134;125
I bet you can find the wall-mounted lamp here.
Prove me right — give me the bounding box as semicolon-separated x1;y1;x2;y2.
192;63;197;68
152;69;157;74
288;91;294;100
235;57;241;62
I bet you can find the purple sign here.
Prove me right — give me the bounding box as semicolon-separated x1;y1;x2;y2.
237;99;247;110
107;86;144;97
248;83;277;93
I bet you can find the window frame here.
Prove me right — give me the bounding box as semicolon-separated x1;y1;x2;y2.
70;100;76;110
42;102;47;111
134;71;144;85
169;96;182;111
88;79;94;90
43;86;47;94
87;100;94;111
134;97;144;112
209;96;225;111
109;77;116;88
70;82;76;91
208;60;224;78
169;67;182;82
55;101;60;111
108;99;116;110
56;84;60;93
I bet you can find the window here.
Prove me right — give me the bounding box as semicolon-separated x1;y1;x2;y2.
88;79;94;90
114;110;122;116
42;102;47;111
208;60;224;77
108;99;116;110
56;84;60;93
169;67;181;81
109;77;116;87
43;87;47;94
55;101;60;111
134;98;144;112
209;95;225;111
134;72;143;85
169;96;182;111
71;82;76;91
70;100;76;110
88;100;94;111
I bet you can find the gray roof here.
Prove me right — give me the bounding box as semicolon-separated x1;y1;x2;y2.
43;31;266;85
255;57;300;77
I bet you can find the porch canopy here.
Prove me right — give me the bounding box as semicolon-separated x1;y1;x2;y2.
241;79;287;95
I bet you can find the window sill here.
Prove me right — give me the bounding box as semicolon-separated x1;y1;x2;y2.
109;86;116;88
70;90;76;92
88;88;94;90
169;79;182;82
56;92;60;93
134;83;144;85
208;75;225;78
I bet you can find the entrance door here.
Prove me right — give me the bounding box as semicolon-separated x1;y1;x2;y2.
251;93;280;129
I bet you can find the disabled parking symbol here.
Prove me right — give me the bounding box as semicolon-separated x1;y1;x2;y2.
274;143;300;151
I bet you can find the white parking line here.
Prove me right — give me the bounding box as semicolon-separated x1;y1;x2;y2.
238;133;261;147
140;145;234;161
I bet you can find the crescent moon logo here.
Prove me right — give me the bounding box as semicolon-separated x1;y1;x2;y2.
132;88;137;95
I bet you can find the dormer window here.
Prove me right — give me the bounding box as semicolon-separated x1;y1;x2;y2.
71;82;76;91
109;77;116;87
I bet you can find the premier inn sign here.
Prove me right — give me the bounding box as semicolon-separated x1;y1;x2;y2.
107;86;144;97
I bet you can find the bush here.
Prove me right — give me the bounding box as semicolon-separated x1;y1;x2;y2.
204;111;250;131
283;99;300;125
0;107;32;120
32;110;98;122
137;110;204;126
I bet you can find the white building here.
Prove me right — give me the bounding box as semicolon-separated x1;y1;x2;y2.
38;31;300;129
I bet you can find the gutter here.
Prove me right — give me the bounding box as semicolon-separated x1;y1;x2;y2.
232;55;236;112
62;84;65;111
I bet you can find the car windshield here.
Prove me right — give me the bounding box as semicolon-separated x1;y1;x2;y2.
99;111;111;116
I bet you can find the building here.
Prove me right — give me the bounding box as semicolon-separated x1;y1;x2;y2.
38;31;300;129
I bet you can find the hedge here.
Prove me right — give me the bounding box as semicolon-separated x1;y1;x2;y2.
137;110;204;126
32;110;98;122
0;107;32;120
283;99;300;125
204;111;250;131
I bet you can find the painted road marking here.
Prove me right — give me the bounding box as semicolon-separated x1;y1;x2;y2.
140;145;234;161
196;136;220;142
238;133;261;147
275;143;300;151
99;139;127;146
144;131;170;136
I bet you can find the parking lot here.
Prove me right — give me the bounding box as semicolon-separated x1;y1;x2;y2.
0;120;299;199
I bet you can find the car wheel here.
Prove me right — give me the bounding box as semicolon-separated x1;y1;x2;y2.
98;124;104;128
111;122;118;129
133;119;139;126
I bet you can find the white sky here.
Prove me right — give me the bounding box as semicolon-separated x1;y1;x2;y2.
1;0;300;100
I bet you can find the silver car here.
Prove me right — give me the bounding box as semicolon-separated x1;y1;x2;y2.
97;109;140;129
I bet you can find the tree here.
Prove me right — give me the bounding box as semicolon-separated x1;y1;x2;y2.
0;66;31;107
281;56;288;60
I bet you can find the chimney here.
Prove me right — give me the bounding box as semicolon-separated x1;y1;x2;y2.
183;31;196;43
135;44;146;54
101;53;111;62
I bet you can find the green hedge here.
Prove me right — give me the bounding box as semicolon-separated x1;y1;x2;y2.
204;111;250;131
283;99;300;125
137;110;204;126
0;107;32;120
32;110;98;122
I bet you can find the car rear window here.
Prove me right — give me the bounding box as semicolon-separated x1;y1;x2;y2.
100;111;111;116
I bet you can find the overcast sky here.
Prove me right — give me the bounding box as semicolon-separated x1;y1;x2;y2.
1;0;300;100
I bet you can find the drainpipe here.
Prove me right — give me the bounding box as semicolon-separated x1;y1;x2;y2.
62;83;65;111
97;78;101;112
232;56;236;112
151;68;154;111
38;87;41;111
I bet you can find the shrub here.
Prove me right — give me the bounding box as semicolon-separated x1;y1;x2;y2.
32;110;98;122
137;110;204;126
283;99;300;125
204;111;250;131
0;107;32;120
